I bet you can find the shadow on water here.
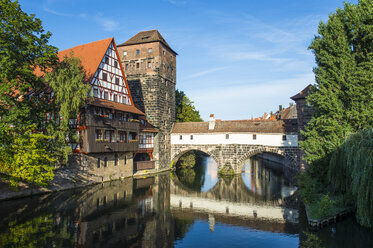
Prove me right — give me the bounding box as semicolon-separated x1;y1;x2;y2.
0;153;373;247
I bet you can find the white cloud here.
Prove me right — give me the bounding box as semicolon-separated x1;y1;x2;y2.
94;14;119;32
180;66;229;80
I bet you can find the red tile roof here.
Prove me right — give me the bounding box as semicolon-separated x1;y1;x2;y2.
88;97;144;116
172;119;297;134
117;30;177;55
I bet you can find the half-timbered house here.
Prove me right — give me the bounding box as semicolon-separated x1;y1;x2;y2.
57;38;157;180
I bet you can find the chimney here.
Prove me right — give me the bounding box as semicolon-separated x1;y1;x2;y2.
209;114;215;130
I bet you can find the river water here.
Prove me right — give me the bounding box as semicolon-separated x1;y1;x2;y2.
0;152;372;247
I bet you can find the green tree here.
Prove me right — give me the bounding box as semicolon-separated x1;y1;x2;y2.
175;89;203;122
301;0;373;175
44;54;91;162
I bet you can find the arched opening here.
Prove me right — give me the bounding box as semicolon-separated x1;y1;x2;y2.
241;152;297;201
173;150;218;192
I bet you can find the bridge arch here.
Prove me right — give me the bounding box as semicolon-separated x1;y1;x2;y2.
236;146;290;172
171;147;220;169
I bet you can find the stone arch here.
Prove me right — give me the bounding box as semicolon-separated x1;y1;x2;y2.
171;146;220;169
236;146;289;172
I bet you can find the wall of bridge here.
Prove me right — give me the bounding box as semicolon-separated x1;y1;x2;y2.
171;144;299;173
171;133;298;147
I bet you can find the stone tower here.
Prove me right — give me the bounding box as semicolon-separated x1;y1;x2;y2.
117;30;177;170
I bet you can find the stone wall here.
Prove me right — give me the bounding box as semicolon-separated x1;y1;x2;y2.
171;144;299;173
294;98;313;170
68;152;134;182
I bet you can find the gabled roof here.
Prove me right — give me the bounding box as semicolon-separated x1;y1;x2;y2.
172;119;298;134
58;38;113;80
117;30;177;55
291;84;312;100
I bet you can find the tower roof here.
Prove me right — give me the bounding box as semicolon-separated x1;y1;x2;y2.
117;30;177;55
290;84;312;101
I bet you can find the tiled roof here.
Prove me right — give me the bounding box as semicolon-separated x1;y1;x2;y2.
172;119;297;134
88;97;144;116
290;84;312;100
117;30;177;55
57;38;113;80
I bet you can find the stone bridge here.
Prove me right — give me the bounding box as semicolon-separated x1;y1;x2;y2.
171;118;299;173
171;144;298;173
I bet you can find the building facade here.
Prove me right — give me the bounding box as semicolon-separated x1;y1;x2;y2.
117;30;177;171
56;37;157;181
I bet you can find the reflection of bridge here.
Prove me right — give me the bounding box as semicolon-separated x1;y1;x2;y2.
171;117;299;173
170;171;299;228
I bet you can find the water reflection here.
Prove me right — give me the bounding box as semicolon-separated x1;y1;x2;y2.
175;151;218;192
1;154;372;247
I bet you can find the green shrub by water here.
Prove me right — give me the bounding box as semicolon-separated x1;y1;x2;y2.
328;128;373;228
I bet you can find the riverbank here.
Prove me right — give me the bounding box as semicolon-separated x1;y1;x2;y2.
0;167;172;202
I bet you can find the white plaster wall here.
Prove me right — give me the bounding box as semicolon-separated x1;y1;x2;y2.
171;133;298;147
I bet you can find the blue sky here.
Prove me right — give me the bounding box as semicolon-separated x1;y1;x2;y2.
19;0;357;120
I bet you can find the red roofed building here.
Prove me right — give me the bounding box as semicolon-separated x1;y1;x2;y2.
55;37;157;180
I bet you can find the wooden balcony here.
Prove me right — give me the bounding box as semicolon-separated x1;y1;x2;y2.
134;161;155;171
86;141;138;153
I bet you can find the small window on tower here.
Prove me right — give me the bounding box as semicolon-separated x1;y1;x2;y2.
136;63;139;69
125;64;129;70
136;49;140;55
114;61;118;68
102;72;107;81
148;48;152;53
115;77;119;85
123;51;127;56
190;135;193;140
179;135;182;140
148;62;151;68
105;56;109;64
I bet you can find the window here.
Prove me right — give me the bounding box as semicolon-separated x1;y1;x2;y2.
119;131;126;142
104;92;108;100
282;135;287;141
226;134;229;139
124;156;127;165
114;154;118;166
105;56;109;64
104;130;114;142
95;129;102;140
190;135;193;140
104;157;107;167
114;61;118;68
148;61;151;68
102;72;107;81
123;51;127;56
136;63;139;69
163;51;165;56
179;135;182;140
115;77;119;85
148;48;152;53
125;64;129;70
253;134;257;140
122;96;126;104
136;49;140;55
113;94;117;102
93;88;98;97
97;158;101;168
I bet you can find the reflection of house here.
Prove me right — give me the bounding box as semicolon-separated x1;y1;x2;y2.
52;37;158;180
